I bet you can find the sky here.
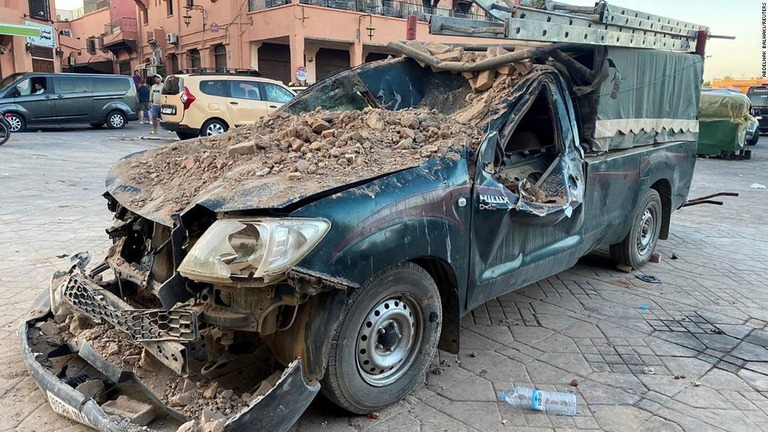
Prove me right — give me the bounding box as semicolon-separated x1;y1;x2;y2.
53;0;761;80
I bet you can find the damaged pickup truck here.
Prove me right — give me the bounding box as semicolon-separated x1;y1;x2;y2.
21;34;704;431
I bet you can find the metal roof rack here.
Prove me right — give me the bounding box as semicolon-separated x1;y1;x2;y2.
173;69;263;77
430;0;714;52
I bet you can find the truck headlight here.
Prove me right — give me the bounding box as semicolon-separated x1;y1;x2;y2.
178;218;330;284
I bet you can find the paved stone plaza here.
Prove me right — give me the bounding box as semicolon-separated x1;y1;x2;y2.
0;126;766;431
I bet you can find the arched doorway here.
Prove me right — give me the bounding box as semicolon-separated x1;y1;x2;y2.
214;44;227;72
189;49;201;72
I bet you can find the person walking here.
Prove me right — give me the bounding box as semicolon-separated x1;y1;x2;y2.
137;79;150;124
150;75;163;135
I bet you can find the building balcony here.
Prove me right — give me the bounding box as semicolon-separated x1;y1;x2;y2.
102;17;139;54
247;0;492;22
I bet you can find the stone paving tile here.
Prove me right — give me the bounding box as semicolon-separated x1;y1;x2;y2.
1;131;768;431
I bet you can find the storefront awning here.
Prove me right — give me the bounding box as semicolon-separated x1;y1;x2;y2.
0;23;41;37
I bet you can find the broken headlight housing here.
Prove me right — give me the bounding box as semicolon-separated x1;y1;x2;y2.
178;218;331;284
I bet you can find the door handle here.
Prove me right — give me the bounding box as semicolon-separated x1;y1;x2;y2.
56;95;63;99
44;95;52;99
269;105;278;109
229;101;238;105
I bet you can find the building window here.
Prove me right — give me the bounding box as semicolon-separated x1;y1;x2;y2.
189;49;201;71
169;53;179;74
86;37;97;54
141;6;149;25
28;0;51;21
213;44;226;72
167;0;174;16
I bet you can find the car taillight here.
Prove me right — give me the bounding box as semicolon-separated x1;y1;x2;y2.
180;87;196;110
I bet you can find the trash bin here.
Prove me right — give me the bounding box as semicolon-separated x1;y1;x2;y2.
698;90;752;159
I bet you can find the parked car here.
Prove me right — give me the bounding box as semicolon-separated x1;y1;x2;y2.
746;115;760;146
159;73;296;139
747;85;768;133
0;72;138;132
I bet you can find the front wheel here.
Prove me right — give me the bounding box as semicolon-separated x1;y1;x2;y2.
610;189;663;269
0;122;9;146
106;111;126;129
748;132;759;146
5;113;24;132
322;263;442;414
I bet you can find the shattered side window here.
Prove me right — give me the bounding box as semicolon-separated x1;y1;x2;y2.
491;84;572;215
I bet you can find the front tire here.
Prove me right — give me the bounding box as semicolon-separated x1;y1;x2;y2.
322;263;442;414
611;188;663;269
748;132;759;146
106;111;126;129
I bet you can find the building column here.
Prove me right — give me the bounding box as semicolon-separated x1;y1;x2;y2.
250;41;262;71
304;45;319;84
289;6;306;84
350;40;364;67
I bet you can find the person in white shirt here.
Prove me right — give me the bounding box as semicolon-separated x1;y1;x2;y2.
150;75;163;135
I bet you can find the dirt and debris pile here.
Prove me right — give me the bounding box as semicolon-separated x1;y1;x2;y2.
114;107;485;220
404;40;533;124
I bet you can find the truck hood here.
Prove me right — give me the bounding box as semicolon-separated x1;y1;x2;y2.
105;108;483;226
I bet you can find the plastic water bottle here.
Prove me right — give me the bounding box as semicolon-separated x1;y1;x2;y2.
499;387;577;415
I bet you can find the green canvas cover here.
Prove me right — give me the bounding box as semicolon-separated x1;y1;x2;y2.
697;91;751;154
590;47;704;152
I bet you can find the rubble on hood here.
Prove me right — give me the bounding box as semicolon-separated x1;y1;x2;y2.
111;42;539;220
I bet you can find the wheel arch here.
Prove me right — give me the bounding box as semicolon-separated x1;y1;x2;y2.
650;178;672;240
202;117;230;130
411;257;460;354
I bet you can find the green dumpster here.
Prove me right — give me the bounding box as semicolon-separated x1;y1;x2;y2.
698;90;752;158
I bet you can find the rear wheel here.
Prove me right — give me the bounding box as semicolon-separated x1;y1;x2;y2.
201;119;227;136
176;131;197;140
106;111;126;129
5;113;24;132
748;132;759;146
610;189;662;269
321;263;442;414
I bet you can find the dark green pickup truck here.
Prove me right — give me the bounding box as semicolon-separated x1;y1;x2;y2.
20;41;703;431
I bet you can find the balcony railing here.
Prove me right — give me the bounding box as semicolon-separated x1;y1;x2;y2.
248;0;492;22
104;17;139;36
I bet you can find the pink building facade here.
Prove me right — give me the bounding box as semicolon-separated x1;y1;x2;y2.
137;0;500;84
0;0;62;76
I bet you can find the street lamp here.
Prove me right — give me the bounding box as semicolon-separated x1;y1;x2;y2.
183;3;207;30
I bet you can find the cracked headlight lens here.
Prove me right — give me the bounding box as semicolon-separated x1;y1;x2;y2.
178;218;330;284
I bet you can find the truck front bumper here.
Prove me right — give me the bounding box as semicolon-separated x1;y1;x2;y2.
19;272;320;431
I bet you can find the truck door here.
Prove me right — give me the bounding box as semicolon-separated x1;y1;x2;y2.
51;75;92;121
467;74;586;310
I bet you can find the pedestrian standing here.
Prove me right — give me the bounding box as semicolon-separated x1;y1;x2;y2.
137;79;150;124
150;75;163;135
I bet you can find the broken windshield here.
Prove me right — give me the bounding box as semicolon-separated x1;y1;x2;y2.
280;70;375;114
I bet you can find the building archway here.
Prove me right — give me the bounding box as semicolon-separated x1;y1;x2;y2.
189;49;201;72
213;44;226;72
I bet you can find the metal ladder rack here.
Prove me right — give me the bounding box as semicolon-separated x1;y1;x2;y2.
429;0;709;52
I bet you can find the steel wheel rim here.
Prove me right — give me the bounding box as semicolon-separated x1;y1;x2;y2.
205;123;224;135
6;115;21;132
109;113;124;128
637;207;656;256
356;294;422;387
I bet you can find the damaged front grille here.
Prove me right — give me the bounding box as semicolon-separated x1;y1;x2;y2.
63;273;198;343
